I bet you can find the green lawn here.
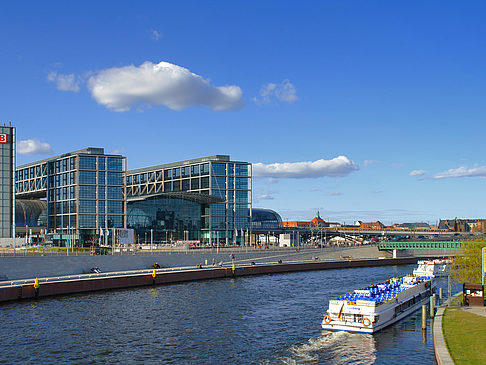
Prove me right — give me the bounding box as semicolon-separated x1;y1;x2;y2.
443;308;486;364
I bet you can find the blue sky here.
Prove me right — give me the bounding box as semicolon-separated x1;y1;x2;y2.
2;1;486;225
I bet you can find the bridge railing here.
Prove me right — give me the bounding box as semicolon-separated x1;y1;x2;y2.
378;241;463;250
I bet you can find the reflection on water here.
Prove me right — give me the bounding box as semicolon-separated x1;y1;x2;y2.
0;265;459;364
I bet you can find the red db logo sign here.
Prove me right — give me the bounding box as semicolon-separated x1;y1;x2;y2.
0;133;6;143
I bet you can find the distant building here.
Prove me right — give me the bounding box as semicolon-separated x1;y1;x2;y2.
392;222;431;230
438;218;486;233
310;211;326;227
358;221;386;230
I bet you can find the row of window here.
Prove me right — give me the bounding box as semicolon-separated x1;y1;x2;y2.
78;171;123;185
126;163;249;185
79;156;123;171
79;185;123;200
48;214;124;229
17;163;48;181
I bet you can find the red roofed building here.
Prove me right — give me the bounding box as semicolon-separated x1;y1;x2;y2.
359;221;386;230
311;211;326;227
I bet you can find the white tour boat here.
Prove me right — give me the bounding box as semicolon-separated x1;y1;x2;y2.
321;274;435;333
412;259;451;277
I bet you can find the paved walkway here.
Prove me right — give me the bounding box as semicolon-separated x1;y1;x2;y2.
434;293;486;364
460;305;486;318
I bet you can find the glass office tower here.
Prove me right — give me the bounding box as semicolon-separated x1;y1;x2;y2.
0;125;15;239
16;148;126;245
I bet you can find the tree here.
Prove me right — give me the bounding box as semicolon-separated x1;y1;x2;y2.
450;239;485;284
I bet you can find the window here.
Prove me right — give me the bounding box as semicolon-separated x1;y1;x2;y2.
235;190;248;203
98;186;105;199
79;185;97;199
79;200;96;214
173;168;180;178
98;157;105;170
191;165;199;176
235;177;248;190
211;176;225;189
107;172;122;185
201;177;209;189
79;171;96;184
164;169;172;180
107;186;123;199
211;163;226;175
164;181;172;192
201;164;209;175
182;166;191;178
235;164;248;176
191;178;199;190
79;214;96;228
98;172;105;185
107;200;123;214
79;156;96;170
107;157;122;171
98;200;105;213
211;189;225;199
182;179;190;191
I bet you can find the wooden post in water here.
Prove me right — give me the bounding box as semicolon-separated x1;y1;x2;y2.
422;305;427;330
430;295;435;318
439;288;443;304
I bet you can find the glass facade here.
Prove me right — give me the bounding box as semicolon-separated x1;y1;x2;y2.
16;148;126;246
0;126;15;238
127;196;203;242
125;155;252;245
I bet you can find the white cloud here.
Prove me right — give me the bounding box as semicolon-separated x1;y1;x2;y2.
17;139;53;155
432;165;486;179
256;194;274;201
47;71;80;92
363;160;380;167
253;156;359;179
410;170;427;177
326;192;342;196
253;79;298;104
87;61;244;112
152;30;161;40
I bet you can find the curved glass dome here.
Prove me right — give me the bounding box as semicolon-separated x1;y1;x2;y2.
15;200;47;227
251;208;282;228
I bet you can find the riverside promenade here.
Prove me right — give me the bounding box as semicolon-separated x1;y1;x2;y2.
434;293;486;365
0;245;428;303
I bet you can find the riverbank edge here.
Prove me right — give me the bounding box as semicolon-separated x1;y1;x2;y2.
433;291;462;365
0;256;424;304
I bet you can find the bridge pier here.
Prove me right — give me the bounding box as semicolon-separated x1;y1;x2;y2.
393;249;397;258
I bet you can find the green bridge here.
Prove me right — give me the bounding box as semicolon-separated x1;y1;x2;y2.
379;241;463;250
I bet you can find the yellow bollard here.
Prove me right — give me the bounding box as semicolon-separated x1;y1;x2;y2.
34;278;40;289
152;269;156;278
232;263;235;272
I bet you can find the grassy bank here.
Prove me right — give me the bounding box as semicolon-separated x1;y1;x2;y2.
442;308;486;364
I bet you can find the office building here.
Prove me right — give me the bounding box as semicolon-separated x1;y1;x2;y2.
0;125;15;239
125;155;252;244
15;148;125;245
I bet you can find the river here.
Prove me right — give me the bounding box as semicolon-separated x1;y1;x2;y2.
0;264;458;364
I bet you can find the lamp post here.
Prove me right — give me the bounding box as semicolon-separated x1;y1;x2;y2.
150;229;153;255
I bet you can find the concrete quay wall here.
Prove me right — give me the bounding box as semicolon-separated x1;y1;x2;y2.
0;256;426;304
0;245;393;281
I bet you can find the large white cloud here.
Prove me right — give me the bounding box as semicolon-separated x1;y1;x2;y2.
17;139;53;155
86;61;244;112
253;156;359;179
432;166;486;179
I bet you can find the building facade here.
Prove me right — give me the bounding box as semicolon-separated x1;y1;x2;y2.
125;155;252;244
15;148;125;245
0;125;15;239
